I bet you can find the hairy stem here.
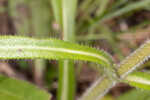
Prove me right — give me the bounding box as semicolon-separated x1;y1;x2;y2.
80;40;150;100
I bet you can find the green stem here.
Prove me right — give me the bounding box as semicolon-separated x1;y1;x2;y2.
58;0;77;99
58;60;75;100
80;40;150;100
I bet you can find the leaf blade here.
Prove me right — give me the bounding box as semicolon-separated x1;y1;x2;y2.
0;36;113;67
0;36;117;79
125;72;150;90
0;74;51;100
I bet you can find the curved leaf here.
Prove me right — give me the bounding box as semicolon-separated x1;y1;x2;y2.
0;36;117;80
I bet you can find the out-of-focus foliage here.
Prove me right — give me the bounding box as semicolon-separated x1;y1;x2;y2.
0;0;150;100
117;89;150;100
0;74;51;100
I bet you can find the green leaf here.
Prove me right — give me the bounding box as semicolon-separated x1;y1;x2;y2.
58;60;75;100
61;0;77;41
125;72;150;90
101;0;150;21
0;74;51;100
117;89;150;100
0;36;117;79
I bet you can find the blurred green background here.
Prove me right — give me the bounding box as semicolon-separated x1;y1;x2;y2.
0;0;150;99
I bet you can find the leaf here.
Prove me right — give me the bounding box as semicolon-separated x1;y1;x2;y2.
0;36;117;100
117;89;150;100
0;74;51;100
125;72;150;90
0;36;117;79
101;0;150;22
58;60;75;100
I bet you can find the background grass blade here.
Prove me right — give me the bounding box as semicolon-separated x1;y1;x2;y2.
58;60;75;100
29;0;52;37
8;0;31;36
59;0;77;99
29;0;52;87
62;0;77;41
51;0;78;99
0;74;51;100
95;0;109;16
51;0;62;26
90;0;150;29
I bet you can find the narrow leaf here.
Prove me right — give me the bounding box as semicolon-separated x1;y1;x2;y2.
0;36;117;80
51;0;62;26
125;72;150;90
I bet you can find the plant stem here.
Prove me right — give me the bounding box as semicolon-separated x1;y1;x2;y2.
80;40;150;100
57;0;77;100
